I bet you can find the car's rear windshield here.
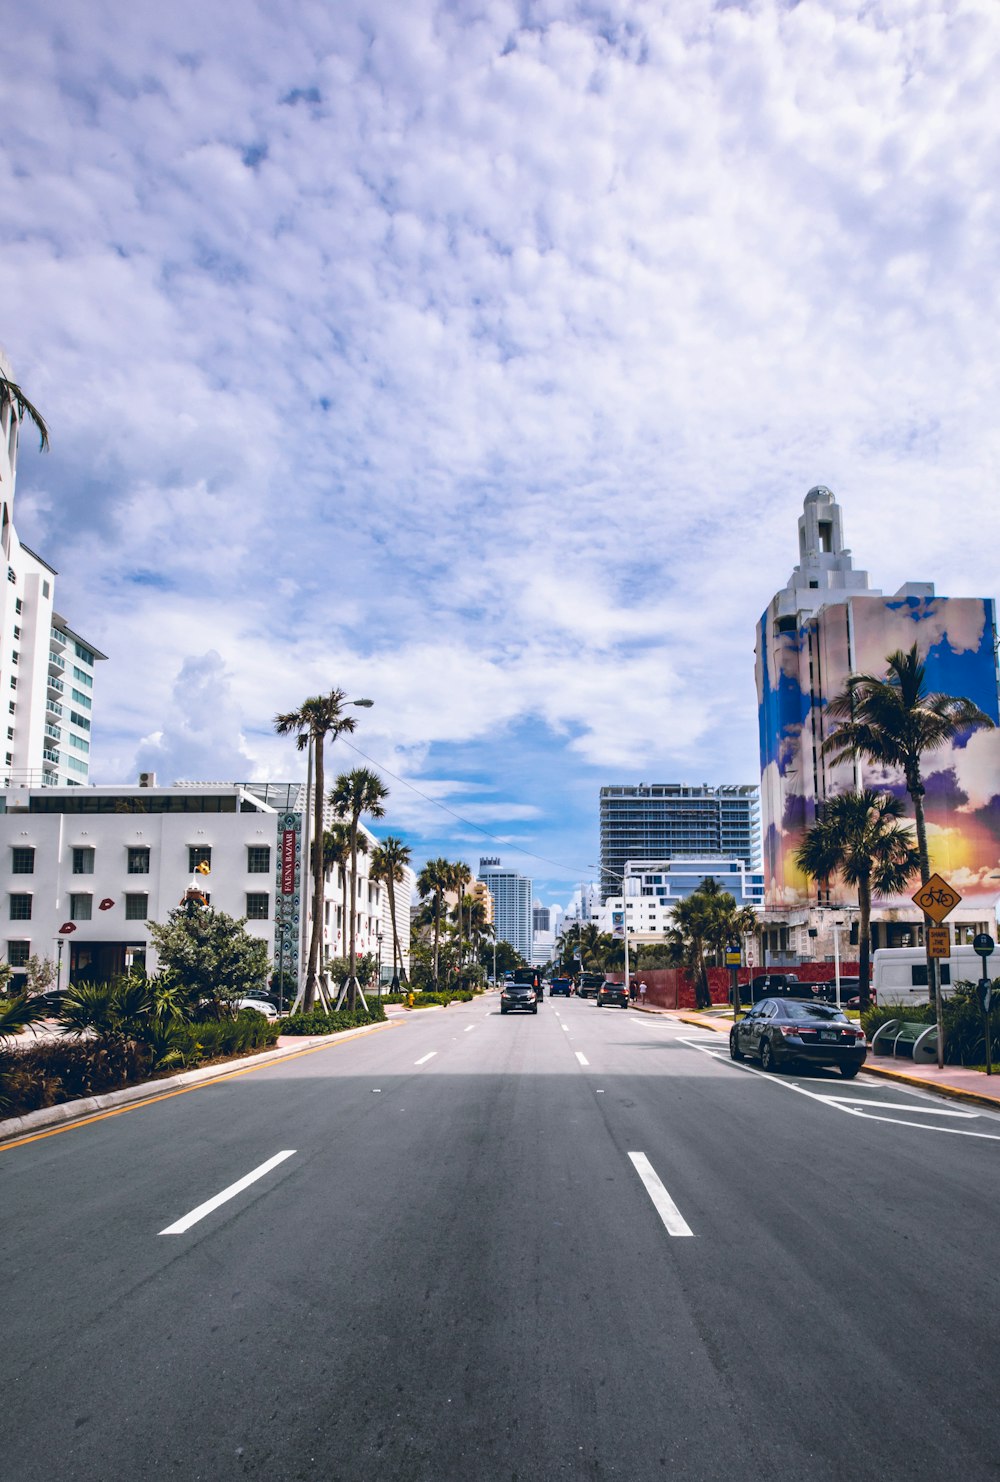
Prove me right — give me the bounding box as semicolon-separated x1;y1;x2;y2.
552;979;570;986
782;1002;848;1022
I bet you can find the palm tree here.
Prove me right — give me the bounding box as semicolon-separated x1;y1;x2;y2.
274;691;360;1009
416;858;452;985
329;768;388;1009
666;877;734;1008
323;823;367;963
823;644;995;888
450;861;472;985
370;836;412;986
0;372;50;452
796;789;921;1009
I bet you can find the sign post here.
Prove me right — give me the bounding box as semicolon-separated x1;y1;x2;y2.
973;933;995;1076
725;945;741;1019
911;873;963;1070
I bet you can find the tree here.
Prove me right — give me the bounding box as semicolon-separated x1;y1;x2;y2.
329;768;388;1009
823;643;995;1032
823;644;995;887
0;372;50;452
147;903;270;1013
665;878;738;1009
323;822;367;962
370;836;412;985
450;861;472;984
796;789;921;1009
274;691;360;1009
416;858;452;985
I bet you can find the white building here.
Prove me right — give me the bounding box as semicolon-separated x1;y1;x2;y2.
0;779;412;994
477;857;532;961
1;352;105;788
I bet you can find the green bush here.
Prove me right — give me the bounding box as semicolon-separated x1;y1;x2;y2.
0;1011;280;1117
279;1001;387;1036
862;982;1000;1066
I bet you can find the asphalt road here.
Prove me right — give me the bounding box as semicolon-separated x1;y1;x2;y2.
5;994;1000;1481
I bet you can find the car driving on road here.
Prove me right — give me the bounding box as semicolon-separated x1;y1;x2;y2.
597;980;628;1009
730;997;867;1077
500;982;538;1015
550;977;572;996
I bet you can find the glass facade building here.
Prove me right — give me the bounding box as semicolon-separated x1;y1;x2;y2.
599;784;761;903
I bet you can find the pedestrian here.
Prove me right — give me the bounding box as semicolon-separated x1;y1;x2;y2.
638;980;648;1007
629;979;637;1002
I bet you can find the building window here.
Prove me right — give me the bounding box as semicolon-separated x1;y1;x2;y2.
72;847;95;874
69;734;90;753
7;567;15;584
9;677;15;690
11;650;18;665
72;667;93;688
42;580;50;597
67;757;88;774
70;893;92;921
125;894;148;921
74;641;96;664
9;894;32;920
188;845;211;872
127;847;150;874
245;893;270;920
8;703;14;715
247;845;271;874
10;847;34;874
70;712;92;731
12;626;19;640
14;598;22;613
6;728;13;741
7;940;30;967
71;689;92;709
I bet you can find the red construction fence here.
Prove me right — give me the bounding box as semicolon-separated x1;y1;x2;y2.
605;963;863;1011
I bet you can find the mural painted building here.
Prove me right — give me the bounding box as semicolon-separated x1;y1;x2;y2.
756;487;1000;959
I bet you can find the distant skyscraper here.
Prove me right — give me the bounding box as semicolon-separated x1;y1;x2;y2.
599;784;760;903
478;858;532;960
755;485;1000;952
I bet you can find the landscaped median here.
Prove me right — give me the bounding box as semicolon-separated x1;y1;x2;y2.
0;1000;392;1143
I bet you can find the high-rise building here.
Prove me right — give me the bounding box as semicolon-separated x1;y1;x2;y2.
1;353;105;787
599;784;761;902
478;857;532;961
755;485;1000;960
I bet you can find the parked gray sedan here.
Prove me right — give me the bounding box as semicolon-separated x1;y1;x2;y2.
730;997;867;1078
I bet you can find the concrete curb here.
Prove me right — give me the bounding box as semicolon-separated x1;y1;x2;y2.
0;1018;397;1146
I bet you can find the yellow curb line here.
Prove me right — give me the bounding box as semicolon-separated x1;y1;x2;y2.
0;1020;398;1154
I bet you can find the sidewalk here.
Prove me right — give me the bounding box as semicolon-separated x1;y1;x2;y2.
667;1007;1000;1113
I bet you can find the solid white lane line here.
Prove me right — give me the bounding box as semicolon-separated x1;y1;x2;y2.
464;1025;475;1032
160;1151;296;1235
415;1052;437;1065
628;1153;694;1238
575;1051;590;1066
679;1039;1000;1141
819;1099;979;1118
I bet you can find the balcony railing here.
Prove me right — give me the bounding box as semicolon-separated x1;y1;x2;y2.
46;699;63;719
44;724;61;742
48;652;66;671
46;675;65;698
42;748;59;764
49;628;68;652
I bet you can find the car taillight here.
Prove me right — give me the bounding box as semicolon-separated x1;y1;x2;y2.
779;1024;810;1036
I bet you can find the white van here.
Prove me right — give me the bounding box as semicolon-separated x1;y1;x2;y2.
872;945;999;1007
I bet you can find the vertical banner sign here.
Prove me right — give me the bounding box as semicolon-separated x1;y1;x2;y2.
274;812;303;988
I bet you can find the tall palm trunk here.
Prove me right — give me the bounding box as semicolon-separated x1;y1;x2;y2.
905;767;938;1006
387;872;405;983
306;737;326;1004
857;873;873;1010
432;890;442;983
348;818;359;1008
340;867;348;957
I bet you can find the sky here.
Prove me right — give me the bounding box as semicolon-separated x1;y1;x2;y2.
4;0;1000;907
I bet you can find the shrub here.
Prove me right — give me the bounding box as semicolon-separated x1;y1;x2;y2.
0;1038;151;1116
862;982;1000;1066
279;1001;386;1036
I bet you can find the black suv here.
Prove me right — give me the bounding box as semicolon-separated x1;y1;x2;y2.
749;973;800;1003
597;980;628;1009
500;982;538;1015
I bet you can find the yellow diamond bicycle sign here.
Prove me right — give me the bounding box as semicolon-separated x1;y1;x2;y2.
912;872;963;925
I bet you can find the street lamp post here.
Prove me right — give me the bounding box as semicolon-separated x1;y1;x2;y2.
592;864;634;999
832;919;843;1011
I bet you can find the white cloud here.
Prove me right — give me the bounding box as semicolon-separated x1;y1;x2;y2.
4;0;1000;893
